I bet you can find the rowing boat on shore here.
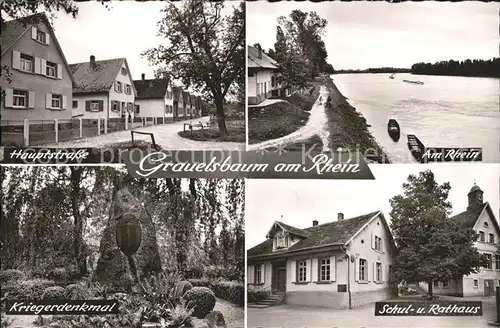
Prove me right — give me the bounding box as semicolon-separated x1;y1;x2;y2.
407;134;425;162
403;80;424;85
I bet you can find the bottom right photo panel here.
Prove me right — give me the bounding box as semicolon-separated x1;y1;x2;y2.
246;164;500;328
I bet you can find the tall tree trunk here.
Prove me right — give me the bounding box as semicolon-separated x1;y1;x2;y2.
427;280;433;298
70;167;88;278
214;95;227;139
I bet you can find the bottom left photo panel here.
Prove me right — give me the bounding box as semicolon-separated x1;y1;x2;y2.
0;166;245;328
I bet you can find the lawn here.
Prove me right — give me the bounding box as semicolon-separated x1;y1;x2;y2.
248;101;310;145
178;118;245;143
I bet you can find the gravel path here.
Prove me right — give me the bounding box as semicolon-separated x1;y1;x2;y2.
247;86;331;152
42;116;245;150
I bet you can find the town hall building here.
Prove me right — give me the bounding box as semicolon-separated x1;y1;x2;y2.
247;211;397;309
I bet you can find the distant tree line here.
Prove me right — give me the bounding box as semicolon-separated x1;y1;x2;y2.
334;67;411;74
411;58;500;78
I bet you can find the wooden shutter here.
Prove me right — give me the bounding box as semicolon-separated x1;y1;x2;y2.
4;88;13;107
31;27;37;40
45;94;52;109
373;262;377;282
12;50;21;70
28;91;35;108
40;59;47;75
137;105;140;114
34;57;41;74
371;234;375;250
248;265;254;284
311;258;318;282
330;256;336;281
354;258;359;282
307;259;312;282
290;260;296;282
45;33;50;45
261;264;265;284
85;100;91;112
62;95;67;109
57;64;62;79
366;260;370;282
99;100;104;111
114;81;118;92
380;238;384;253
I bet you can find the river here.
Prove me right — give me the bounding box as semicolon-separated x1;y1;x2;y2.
332;73;499;163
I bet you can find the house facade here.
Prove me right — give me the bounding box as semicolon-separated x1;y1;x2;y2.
420;184;500;297
69;56;136;120
133;74;173;121
247;211;397;309
0;13;74;121
247;45;280;105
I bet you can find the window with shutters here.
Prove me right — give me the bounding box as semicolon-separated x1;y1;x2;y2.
135;105;140;114
116;81;122;93
359;259;367;281
319;257;330;281
90;100;100;112
473;279;479;288
72;101;78;109
13;90;28;108
479;231;485;242
485;253;492;269
36;30;47;44
489;233;495;244
112;101;119;112
20;54;34;72
496;255;500;270
376;262;382;283
125;84;131;95
297;260;307;282
254;265;262;284
51;95;62;109
46;61;57;78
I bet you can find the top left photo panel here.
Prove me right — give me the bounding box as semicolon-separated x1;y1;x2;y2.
0;0;245;162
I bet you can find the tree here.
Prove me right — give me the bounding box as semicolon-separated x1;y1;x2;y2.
389;170;485;298
143;0;245;139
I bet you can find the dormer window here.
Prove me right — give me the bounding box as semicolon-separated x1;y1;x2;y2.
277;235;286;248
37;30;46;44
121;67;127;75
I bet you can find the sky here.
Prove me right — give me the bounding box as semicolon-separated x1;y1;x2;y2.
246;1;499;70
245;164;500;248
35;1;239;81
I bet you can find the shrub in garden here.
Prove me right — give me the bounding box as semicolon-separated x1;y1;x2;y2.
205;310;226;328
0;269;26;284
65;283;94;300
42;286;66;301
209;280;244;307
2;278;56;300
247;285;269;303
183;287;216;319
174;281;193;298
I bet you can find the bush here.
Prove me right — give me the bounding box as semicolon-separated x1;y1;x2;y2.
174;281;193;298
42;286;66;301
65;283;94;300
2;278;56;300
247;285;269;303
0;269;26;284
183;287;216;319
188;278;210;287
210;280;244;307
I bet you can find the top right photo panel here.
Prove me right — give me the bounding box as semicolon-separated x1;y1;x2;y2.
246;1;499;164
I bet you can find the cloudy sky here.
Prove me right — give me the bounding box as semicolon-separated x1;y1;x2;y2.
246;1;499;70
37;1;239;80
245;164;500;248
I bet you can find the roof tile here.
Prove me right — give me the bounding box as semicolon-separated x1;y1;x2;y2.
69;58;125;93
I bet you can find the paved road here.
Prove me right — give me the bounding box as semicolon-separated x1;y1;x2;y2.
248;296;497;328
43;116;244;150
247;86;331;152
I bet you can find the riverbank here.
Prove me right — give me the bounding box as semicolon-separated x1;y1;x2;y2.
323;76;390;163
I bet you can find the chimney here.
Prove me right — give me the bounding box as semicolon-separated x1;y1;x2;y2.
338;213;344;221
141;73;145;80
312;220;318;227
90;55;96;69
257;45;262;59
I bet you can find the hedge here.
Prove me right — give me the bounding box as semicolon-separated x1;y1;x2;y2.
189;279;243;307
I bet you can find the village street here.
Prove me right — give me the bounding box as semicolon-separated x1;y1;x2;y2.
247;86;331;152
42;116;245;150
248;296;497;328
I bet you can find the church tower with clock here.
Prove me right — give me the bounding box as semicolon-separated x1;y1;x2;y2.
467;183;484;212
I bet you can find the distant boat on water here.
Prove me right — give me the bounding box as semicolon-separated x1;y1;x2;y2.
387;119;400;142
407;134;425;162
389;73;395;79
403;79;424;85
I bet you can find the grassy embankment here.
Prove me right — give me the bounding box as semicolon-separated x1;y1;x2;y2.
178;117;245;143
248;84;322;151
248;76;389;162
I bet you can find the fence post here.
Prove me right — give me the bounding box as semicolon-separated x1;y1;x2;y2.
54;119;59;143
104;118;108;134
496;286;499;324
125;117;129;130
97;118;101;136
23;119;30;147
79;118;83;138
154;117;157;125
142;117;146;127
